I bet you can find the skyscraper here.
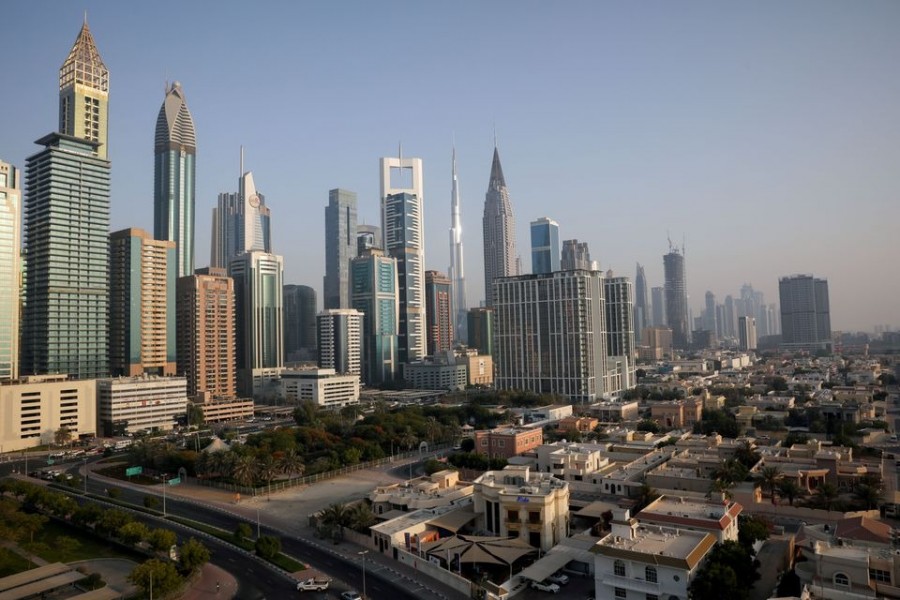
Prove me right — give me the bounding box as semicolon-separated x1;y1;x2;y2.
425;270;453;356
283;284;317;362
663;247;689;349
494;270;608;402
738;316;757;351
210;154;272;269
154;81;197;278
230;251;284;396
380;156;426;364
176;268;236;400
448;148;467;343
109;228;176;377
317;309;363;376
561;240;593;271
58;17;108;158
651;286;665;327
530;217;560;275
604;274;635;395
0;161;20;382
724;295;736;339
467;307;493;357
323;189;357;310
633;263;648;344
779;274;832;350
704;291;718;336
356;224;381;255
351;249;398;385
482;147;516;307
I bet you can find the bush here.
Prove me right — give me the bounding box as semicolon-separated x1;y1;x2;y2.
255;535;281;560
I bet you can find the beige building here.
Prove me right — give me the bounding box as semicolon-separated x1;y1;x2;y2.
0;375;97;451
589;400;640;422
637;495;743;544
369;470;474;515
640;326;673;360
280;368;359;408
558;415;599;434
109;228;176;377
473;465;569;552
465;354;493;387
176;268;236;400
97;375;187;435
650;398;702;429
192;392;254;423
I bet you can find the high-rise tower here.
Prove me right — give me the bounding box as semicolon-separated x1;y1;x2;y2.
211;152;272;269
380;156;426;364
283;284;317;362
59;17;109;159
482;146;516;307
425;270;453;355
530;217;560;275
0;161;20;382
323;189;357;309
351;249;399;385
562;240;593;271
663;245;689;350
448;148;467;343
779;274;831;351
154;82;197;278
633;263;648;344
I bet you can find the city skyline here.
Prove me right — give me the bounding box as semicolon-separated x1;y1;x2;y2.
2;3;898;331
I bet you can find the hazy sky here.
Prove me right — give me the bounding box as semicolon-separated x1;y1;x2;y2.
3;2;898;332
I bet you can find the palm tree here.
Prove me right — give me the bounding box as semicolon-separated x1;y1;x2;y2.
814;482;839;511
708;478;735;501
348;503;376;533
757;466;783;505
634;483;659;512
257;455;280;498
279;449;305;482
713;459;749;486
318;503;351;540
854;474;883;510
399;427;418;452
776;478;803;507
231;454;257;488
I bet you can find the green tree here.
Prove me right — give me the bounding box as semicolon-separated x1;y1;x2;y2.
143;495;161;511
776;479;803;507
460;438;475;453
54;536;81;557
348;503;377;533
814;482;839;511
232;454;257;487
738;515;770;549
690;561;741;600
255;535;281;559
234;522;253;543
636;419;660;434
54;426;72;447
128;559;182;596
148;528;177;554
279;449;305;481
186;402;205;428
854;474;883;510
318;502;351;540
178;538;211;575
756;466;783;505
118;522;150;545
257;455;280;497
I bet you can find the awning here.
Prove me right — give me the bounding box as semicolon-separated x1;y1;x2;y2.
427;508;477;533
517;551;573;582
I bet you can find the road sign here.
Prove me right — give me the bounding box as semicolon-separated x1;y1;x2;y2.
126;466;142;477
168;477;181;486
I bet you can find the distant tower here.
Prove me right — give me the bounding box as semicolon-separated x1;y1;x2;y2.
530;217;560;275
317;309;363;376
738;316;757;351
663;245;689;350
59;17;109;158
283;284;318;362
323;189;357;309
109;228;176;376
633;263;648;343
448;147;468;343
154;81;197;278
779;274;831;351
724;295;736;339
651;286;666;327
380;156;426;364
561;240;592;271
704;291;717;336
211;152;272;269
482;146;516;306
604;274;635;394
356;224;381;255
467;308;494;356
351;249;398;385
425;270;453;355
0;160;20;381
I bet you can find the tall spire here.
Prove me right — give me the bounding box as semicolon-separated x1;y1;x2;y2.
449;145;467;342
59;18;109;158
488;146;506;190
482;144;516;307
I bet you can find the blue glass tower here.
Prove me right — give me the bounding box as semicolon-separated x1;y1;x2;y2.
530;217;560;275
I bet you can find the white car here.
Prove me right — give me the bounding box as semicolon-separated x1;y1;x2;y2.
547;572;569;585
530;580;560;593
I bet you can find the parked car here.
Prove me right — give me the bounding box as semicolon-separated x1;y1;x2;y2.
547;572;569;585
340;592;362;600
530;580;560;593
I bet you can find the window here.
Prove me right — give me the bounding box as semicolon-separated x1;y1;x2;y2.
646;566;657;583
615;588;627;599
834;573;850;588
646;595;659;600
614;560;625;577
507;510;518;522
870;569;890;583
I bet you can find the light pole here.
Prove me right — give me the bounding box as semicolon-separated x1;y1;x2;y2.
256;506;261;538
358;550;368;599
161;473;167;517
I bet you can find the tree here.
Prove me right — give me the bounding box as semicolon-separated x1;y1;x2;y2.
279;449;305;481
257;455;280;497
689;561;741;600
186;403;205;428
738;515;770;550
231;454;257;487
54;426;72;447
460;438;475;453
143;495;161;511
255;535;281;559
814;482;839;511
128;559;182;597
756;466;783;505
234;523;253;543
854;474;883;510
348;503;376;533
636;419;660;434
118;522;150;545
178;538;211;575
776;479;803;507
148;528;177;554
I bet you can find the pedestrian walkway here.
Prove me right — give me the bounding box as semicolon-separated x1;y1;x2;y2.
182;563;238;600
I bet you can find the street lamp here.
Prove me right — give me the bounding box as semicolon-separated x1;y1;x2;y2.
358;550;368;599
161;473;167;517
256;506;261;538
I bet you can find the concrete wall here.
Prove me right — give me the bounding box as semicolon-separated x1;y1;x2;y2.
394;547;474;597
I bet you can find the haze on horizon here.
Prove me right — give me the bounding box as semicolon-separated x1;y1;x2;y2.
2;1;897;333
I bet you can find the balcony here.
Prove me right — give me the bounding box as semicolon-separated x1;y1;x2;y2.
601;574;660;595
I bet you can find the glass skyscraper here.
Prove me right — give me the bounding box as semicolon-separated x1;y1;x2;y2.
0;161;20;381
663;248;689;350
283;284;318;362
530;217;560;275
323;188;357;310
351;249;398;385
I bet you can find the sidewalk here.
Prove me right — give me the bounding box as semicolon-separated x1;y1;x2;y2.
182;563;238;600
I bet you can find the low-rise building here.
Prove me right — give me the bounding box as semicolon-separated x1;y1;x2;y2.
97;375;187;435
650;398;702;430
796;540;900;599
464;354;493;387
0;375;97;451
369;470;474;515
637;494;743;543
280;368;359;408
474;427;543;460
558;415;599;434
588;400;640;422
535;442;609;482
403;353;467;391
193;391;254;423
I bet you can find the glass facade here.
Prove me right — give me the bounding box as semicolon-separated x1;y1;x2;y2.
0;161;20;381
351;252;398;385
323;189;357;309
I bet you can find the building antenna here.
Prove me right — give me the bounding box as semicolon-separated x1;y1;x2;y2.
398;141;402;161
240;145;244;178
493;122;498;148
667;231;674;253
682;234;686;256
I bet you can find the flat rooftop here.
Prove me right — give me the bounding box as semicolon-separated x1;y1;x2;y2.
598;525;711;560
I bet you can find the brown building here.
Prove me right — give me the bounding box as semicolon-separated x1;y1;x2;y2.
650;397;702;429
425;270;453;356
558;415;599;434
176;268;236;400
109;228;176;376
474;427;543;460
640;326;674;360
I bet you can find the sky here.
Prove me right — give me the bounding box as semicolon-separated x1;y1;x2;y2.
3;1;898;333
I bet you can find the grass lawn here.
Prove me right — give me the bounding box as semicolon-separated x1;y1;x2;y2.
0;547;35;577
26;520;138;563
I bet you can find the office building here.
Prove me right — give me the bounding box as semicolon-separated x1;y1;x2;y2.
109;228;176;377
0;375;97;451
779;274;832;351
640;326;673;361
482;146;517;306
356;224;381;254
663;247;689;349
280;368;359;408
153;81;196;278
59;18;109;158
317;308;362;376
350;249;398;385
473;428;543;461
283;284;317;363
651;286;665;327
425;270;453;356
738;316;757;351
530;217;560;275
467;307;493;357
403;353;467;391
97;375;187;436
230;251;284;396
464;354;493;387
724;294;736;339
210;154;271;269
323;188;357;310
704;290;717;336
604;274;635;394
632;263;648;344
176;268;236;400
561;239;593;271
448;148;468;343
493;270;608;402
0;161;20;381
380;156;426;363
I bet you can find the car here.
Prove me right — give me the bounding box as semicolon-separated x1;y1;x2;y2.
547;572;569;585
340;592;362;600
530;580;560;593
